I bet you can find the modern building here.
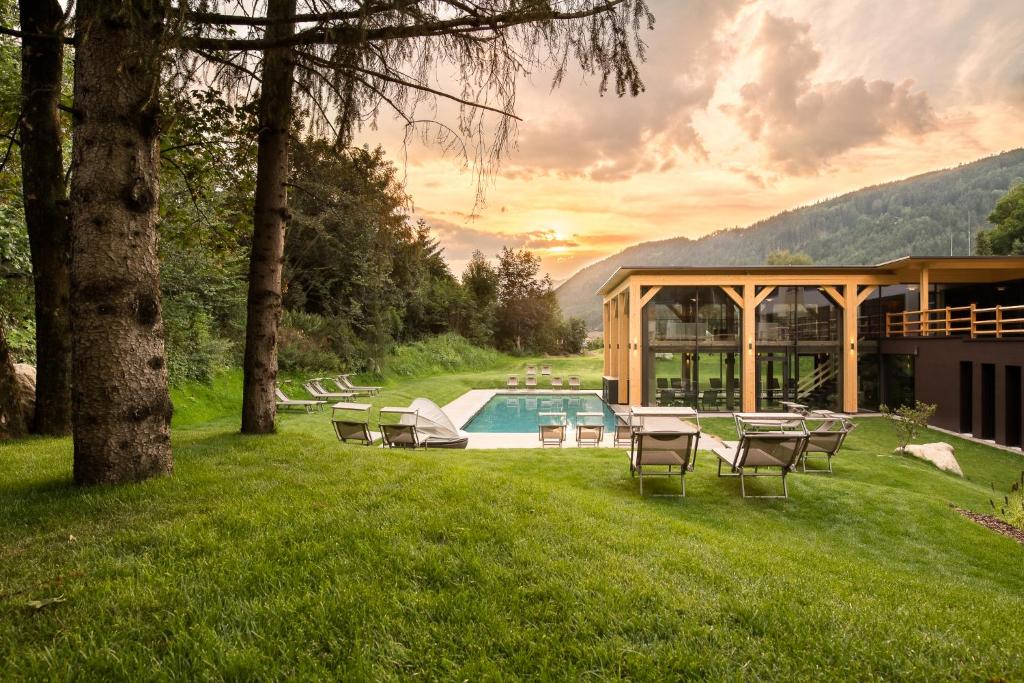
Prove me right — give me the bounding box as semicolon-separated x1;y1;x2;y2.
598;257;1024;448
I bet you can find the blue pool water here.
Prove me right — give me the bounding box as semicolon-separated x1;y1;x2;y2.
463;393;619;433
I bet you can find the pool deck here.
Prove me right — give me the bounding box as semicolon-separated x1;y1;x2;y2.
442;389;726;450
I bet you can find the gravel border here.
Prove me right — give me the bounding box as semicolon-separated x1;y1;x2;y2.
953;506;1024;545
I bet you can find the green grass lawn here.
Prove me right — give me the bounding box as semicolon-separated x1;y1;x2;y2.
2;350;1024;680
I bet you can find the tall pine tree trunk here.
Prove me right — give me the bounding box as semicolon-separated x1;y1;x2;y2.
69;0;172;484
241;0;296;434
19;0;72;436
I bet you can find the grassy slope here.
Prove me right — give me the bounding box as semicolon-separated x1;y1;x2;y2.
2;349;1024;680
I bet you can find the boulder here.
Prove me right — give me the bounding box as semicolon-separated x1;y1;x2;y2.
897;442;963;477
13;363;36;428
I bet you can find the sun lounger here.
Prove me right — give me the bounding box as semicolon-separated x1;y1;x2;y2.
576;412;605;447
613;414;634;449
551;376;563;389
304;379;355;401
800;412;855;473
525;375;537;389
538;412;566;447
713;416;808;498
631;430;699;496
275;386;326;413
526;364;536;375
331;402;373;445
568;375;581;390
507;375;519;389
335;374;381;396
379;407;420;448
380;399;469;449
541;364;551;376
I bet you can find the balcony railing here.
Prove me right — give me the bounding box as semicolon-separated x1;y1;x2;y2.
884;304;1024;338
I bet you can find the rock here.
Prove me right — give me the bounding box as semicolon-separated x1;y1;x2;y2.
13;363;36;428
897;442;963;477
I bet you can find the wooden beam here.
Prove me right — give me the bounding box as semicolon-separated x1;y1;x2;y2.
629;281;643;405
754;285;776;307
820;285;845;309
742;284;757;412
856;285;878;306
719;285;743;308
638;286;662;309
842;283;858;413
919;268;930;336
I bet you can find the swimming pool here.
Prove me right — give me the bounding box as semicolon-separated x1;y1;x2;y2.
462;393;619;433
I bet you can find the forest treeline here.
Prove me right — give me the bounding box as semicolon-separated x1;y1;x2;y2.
0;90;588;383
557;149;1024;327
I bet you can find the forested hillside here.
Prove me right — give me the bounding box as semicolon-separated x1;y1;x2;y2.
557;149;1024;328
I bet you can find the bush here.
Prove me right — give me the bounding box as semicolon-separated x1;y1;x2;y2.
277;310;350;373
880;400;937;450
384;333;507;378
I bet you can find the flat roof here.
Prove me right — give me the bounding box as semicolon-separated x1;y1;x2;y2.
596;256;1024;295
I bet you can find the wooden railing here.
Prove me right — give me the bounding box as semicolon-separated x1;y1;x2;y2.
884;304;1024;338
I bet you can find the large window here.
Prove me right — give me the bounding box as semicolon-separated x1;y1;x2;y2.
755;286;841;411
644;287;741;409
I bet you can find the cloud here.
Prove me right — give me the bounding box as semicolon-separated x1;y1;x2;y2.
732;13;937;174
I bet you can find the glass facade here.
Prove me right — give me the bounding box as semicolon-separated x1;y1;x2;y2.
644;287;742;409
754;286;841;411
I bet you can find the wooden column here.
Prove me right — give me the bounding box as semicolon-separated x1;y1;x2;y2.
602;301;610;376
618;291;629;404
629;282;643;405
842;282;858;413
609;298;619;379
919;267;930;336
742;284;756;412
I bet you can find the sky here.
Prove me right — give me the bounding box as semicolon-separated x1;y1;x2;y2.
354;0;1024;283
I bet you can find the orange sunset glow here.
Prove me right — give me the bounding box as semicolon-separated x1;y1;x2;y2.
356;1;1024;282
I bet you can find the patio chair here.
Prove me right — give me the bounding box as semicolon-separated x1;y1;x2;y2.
701;388;721;410
331;402;373;445
304;379;355;401
576;412;605;447
334;374;382;396
525;375;538;389
379;407;420;448
551;376;563;389
670;378;683;390
800;413;856;473
713;421;808;498
709;377;723;389
506;375;519;389
538;412;567;447
568;375;581;390
541;364;552;376
275;386;326;413
657;377;669;389
658;389;679;407
526;364;537;375
630;430;699;496
613;414;634;449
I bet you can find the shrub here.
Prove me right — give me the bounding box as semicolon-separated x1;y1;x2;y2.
880;400;937;450
384;334;507;378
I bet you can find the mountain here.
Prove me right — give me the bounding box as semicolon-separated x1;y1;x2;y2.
555;149;1024;329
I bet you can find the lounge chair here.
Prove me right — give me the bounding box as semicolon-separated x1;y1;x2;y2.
630;430;699;496
331;402;373;445
304;379;355;401
541;364;551;376
576;412;604;447
713;418;808;498
538;412;566;447
551;376;563;389
568;375;581;390
526;364;537;375
275;386;326;413
800;412;855;473
506;375;519;389
334;374;381;396
525;375;537;389
613;415;634;449
381;399;469;449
